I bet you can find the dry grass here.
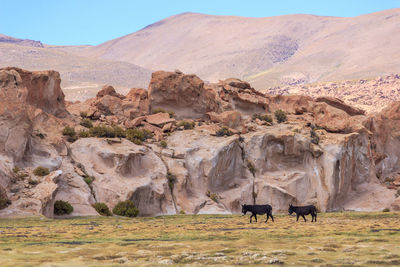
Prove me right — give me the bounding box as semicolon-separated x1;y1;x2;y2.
0;212;399;266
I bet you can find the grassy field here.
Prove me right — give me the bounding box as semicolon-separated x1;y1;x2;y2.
0;212;400;266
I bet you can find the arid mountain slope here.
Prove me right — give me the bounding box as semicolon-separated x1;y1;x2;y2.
86;9;400;89
0;42;152;101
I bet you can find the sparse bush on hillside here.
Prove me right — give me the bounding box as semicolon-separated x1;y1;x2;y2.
92;202;112;216
54;200;73;215
178;120;195;130
160;140;168;148
62;126;77;142
216;126;233;137
0;197;11;210
113;125;126;138
167;172;177;190
126;128;153;145
247;160;256;177
33;166;49;177
252;114;273;123
80;118;93;128
89;125;116;138
83;176;95;186
78;130;90;138
382;208;390;212
206;190;220;203
112;200;139;217
274;109;287;123
28;178;39;186
79;112;88;118
12;167;20;174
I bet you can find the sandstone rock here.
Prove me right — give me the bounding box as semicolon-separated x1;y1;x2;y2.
125;116;146;128
96;85;124;99
145;112;175;127
206;110;242;129
390;197;400;211
148;71;220;119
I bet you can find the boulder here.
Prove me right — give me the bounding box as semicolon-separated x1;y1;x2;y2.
207;110;242;129
96;85;124;99
146;112;175;127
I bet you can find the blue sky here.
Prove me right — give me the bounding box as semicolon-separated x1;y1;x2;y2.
0;0;399;46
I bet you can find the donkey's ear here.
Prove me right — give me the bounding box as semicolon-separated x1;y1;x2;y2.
289;204;292;207
241;204;244;207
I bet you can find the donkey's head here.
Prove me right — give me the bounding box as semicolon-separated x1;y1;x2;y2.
288;204;294;215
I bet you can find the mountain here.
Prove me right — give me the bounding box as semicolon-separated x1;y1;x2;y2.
86;9;400;89
0;33;44;47
0;41;152;101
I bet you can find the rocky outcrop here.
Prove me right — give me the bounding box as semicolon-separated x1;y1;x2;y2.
0;67;397;218
148;71;220;119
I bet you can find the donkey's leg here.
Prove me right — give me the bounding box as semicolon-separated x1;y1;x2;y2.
296;214;299;222
249;214;253;223
270;213;274;222
254;214;258;223
302;215;307;222
314;213;317;222
265;214;269;223
311;214;314;222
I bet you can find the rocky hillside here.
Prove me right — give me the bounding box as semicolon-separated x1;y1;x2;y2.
0;34;43;48
0;67;399;218
86;9;400;88
264;74;400;113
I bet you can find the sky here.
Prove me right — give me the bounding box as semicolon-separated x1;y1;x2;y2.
0;0;399;46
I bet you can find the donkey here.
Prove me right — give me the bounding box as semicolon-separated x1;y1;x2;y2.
242;204;274;223
288;204;317;222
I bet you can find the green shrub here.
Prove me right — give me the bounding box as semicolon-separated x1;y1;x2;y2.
80;118;93;128
92;202;112;216
54;200;74;215
274;109;287;123
252;114;273;123
216;126;233;137
78;130;90;138
206;190;219;203
62;126;76;137
0;197;11;210
89;125;116;138
178;121;195;130
167;172;177;190
113;125;126;138
33;166;49;177
83;176;94;186
28;178;39;185
382;208;390;212
179;210;186;215
310;129;320;145
160;140;167;148
247;160;256;177
80;111;88;118
112;200;139;217
12;167;20;174
126;128;153;145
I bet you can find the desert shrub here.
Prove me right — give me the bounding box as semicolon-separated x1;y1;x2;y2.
78;130;90;138
216;126;233;137
310;129;320;145
80;111;88;118
113;125;126;138
112;200;139;217
274;109;287;123
167;172;177;190
92;202;112;216
160;140;167;148
28;178;39;185
0;197;11;210
12;167;20;174
206;190;219;203
178;120;195;130
62;126;76;137
152;108;175;118
89;124;116;138
126;128;153;145
247;160;256;177
382;208;390;212
252;114;273;123
33;166;49;177
80;118;93;128
83;176;95;186
179;210;186;214
252;191;258;199
54;200;74;215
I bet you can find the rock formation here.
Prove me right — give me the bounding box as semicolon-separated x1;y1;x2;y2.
0;67;398;218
